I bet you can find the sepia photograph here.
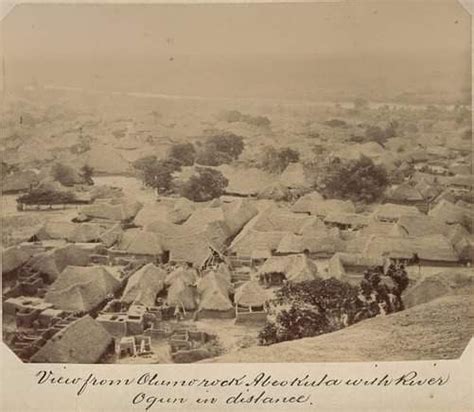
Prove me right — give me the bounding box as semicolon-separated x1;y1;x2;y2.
0;0;472;367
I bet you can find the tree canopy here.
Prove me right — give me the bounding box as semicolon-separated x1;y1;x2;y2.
259;264;409;346
180;167;228;202
196;132;245;166
168;143;197;167
316;155;389;203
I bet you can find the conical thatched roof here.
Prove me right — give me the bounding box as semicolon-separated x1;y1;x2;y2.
197;272;233;311
81;197;143;222
1;170;38;193
429;200;471;227
2;246;32;275
165;267;198;286
68;223;106;243
384;183;424;202
167;198;195;224
34;221;77;241
280;162;310;188
372;203;421;222
26;244;92;282
45;266;121;312
291;191;324;214
166;278;197;310
257;182;291;201
99;223;123;247
121;263;166;307
292;196;354;218
124;230;163;256
30;315;113;363
234;280;268;307
259;254;319;283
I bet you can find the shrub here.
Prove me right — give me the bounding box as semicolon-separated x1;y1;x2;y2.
51;163;81;187
196;132;245;166
261;146;300;174
17;189;78;205
180;167;228;202
316;155;389;203
168;143;196;166
259;264;409;346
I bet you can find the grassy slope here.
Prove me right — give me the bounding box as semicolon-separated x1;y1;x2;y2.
206;293;474;363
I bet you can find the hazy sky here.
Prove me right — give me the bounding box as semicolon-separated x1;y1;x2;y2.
1;1;470;60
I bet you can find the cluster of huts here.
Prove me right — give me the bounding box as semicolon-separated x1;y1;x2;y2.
2;154;473;363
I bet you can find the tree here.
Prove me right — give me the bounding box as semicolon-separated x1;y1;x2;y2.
51;163;80;187
180;167;228;202
259;264;409;346
259;278;361;345
80;164;94;185
260;146;300;174
17;189;78;206
168;143;196;166
317;155;389;203
196;132;245;166
141;159;181;194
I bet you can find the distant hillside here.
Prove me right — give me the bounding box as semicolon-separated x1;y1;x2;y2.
205;293;473;363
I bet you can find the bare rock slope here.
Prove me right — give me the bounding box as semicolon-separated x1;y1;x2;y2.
206;293;473;363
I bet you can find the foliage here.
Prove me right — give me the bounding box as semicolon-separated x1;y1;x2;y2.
17;189;78;205
180;167;228;202
316;155;389;203
51;163;81;187
141;159;181;194
196;132;245;166
80;164;94;185
259;264;409;346
219;110;271;128
365;120;398;143
260;146;300;174
168;143;197;166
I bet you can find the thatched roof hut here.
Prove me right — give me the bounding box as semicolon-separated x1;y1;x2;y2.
2;246;32;275
258;182;291;201
68;223;106;243
384;183;424;202
165;267;199;286
26;244;92;282
364;234;459;263
1;170;38;194
99;223;123;247
30;315;113;363
121;263;166;307
234;280;268;308
394;215;449;238
372;203;421;222
328;253;385;279
429;200;471;227
166;278;197;310
34;221;77;241
291;191;324;214
45;266;121;312
324;213;369;229
258;254;318;283
197;272;233;312
279;162;311;188
81;197;143;222
121;230;163;256
292;197;355;218
167;198;195;224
